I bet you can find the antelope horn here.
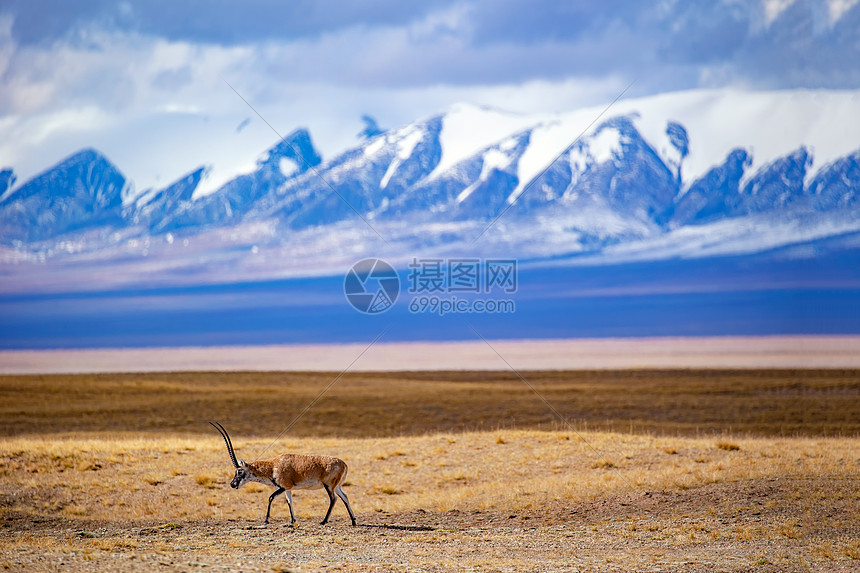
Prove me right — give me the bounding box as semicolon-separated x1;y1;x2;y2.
210;421;239;468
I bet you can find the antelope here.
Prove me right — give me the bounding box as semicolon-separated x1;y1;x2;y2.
210;422;356;526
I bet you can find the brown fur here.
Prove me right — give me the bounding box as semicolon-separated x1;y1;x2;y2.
266;454;348;490
243;455;348;489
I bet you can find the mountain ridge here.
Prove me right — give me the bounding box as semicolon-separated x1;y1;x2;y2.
1;88;859;289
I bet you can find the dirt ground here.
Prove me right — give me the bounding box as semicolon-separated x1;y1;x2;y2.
2;476;858;572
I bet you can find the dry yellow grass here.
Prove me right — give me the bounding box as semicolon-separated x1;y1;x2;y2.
1;429;857;521
1;369;858;571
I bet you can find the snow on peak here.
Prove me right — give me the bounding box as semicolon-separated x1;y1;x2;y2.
363;134;387;158
427;103;539;182
192;162;252;200
378;125;426;189
376;89;859;205
457;147;515;203
506;113;613;204
588;126;624;164
610;88;860;185
279;157;299;178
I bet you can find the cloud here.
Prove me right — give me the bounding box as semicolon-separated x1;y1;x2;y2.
0;0;858;194
1;0;458;46
1;0;857;107
463;0;860;91
152;65;193;91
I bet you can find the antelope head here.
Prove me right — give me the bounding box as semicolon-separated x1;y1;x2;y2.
210;421;253;489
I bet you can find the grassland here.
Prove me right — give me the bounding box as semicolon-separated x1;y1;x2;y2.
1;369;858;571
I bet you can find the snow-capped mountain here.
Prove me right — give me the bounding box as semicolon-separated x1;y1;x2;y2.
0;149;129;243
1;88;859;290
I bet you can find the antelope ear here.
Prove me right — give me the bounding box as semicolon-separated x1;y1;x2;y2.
239;459;246;467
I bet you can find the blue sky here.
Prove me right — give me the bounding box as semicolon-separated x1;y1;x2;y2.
1;0;858;194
